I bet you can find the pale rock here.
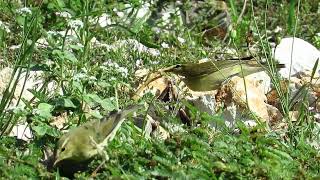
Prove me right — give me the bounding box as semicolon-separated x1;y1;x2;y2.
134;68;150;79
288;111;299;122
134;114;167;140
9;44;21;50
298;70;320;83
221;102;238;128
36;38;49;48
0;67;13;96
287;70;319;110
50;112;68;129
9;123;33;142
266;104;283;125
0;67;60;108
136;3;151;18
246;71;271;94
198;58;209;63
229;76;269;122
186;90;217;115
308;122;320;150
274;37;320;78
56;29;77;37
153;125;170;140
218;75;282;125
243;120;257;128
220;103;257;129
133;73;169;100
315;113;320;122
149;116;170;141
97;13;112;27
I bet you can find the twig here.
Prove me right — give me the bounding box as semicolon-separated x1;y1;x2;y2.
236;0;248;26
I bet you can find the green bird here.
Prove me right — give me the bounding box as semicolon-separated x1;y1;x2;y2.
54;104;143;167
165;59;285;91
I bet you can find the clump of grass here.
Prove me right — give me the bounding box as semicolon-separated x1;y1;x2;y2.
0;0;319;179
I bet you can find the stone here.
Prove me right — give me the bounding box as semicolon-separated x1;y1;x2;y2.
274;37;320;78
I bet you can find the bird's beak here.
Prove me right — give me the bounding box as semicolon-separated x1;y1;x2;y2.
53;158;61;168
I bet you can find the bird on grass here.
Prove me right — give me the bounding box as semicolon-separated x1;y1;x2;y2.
165;59;285;91
54;104;143;168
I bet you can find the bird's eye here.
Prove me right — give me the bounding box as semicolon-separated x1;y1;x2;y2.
174;64;183;69
61;147;65;152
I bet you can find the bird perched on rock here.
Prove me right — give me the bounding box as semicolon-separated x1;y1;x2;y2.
165;59;285;91
54;104;143;168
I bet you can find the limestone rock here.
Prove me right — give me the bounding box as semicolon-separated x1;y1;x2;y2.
274;37;320;78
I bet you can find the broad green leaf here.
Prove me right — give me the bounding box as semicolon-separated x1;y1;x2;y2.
55;98;77;108
36;103;53;119
100;98;116;111
88;110;103;119
63;50;78;63
32;124;59;137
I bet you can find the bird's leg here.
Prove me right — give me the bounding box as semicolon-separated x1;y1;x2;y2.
89;136;109;177
91;159;106;177
89;136;109;161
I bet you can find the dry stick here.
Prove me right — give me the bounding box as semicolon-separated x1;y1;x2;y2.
132;67;174;100
236;0;248;27
90;159;106;177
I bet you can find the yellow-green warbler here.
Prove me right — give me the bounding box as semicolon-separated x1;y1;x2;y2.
165;60;285;91
54;104;143;167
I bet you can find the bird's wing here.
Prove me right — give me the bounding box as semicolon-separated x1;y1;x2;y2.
183;60;242;77
98;104;143;145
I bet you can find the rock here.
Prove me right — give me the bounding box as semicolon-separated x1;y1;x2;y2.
228;76;269;122
0;67;59;108
274;37;320;78
308;122;320;150
9;123;33;142
92;39;160;57
186;90;217;116
50;112;68;129
133;114;170;140
288;111;299;122
285;70;319;111
218;74;282;124
0;67;13;96
221;102;240;128
246;71;272;94
133;71;170;100
266;104;283;125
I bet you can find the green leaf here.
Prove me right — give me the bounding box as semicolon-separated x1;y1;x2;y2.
16;16;25;26
84;93;102;106
130;11;150;33
32;125;47;136
97;81;111;88
36;103;53;119
100;98;116;111
88;110;103;119
32;124;59;137
69;44;84;52
52;50;77;63
63;50;78;63
55;98;77;108
84;94;116;111
55;0;66;9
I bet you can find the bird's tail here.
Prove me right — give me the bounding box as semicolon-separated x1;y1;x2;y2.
276;63;285;68
113;104;144;122
100;104;144;145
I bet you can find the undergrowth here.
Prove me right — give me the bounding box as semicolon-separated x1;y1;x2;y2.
0;0;319;179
